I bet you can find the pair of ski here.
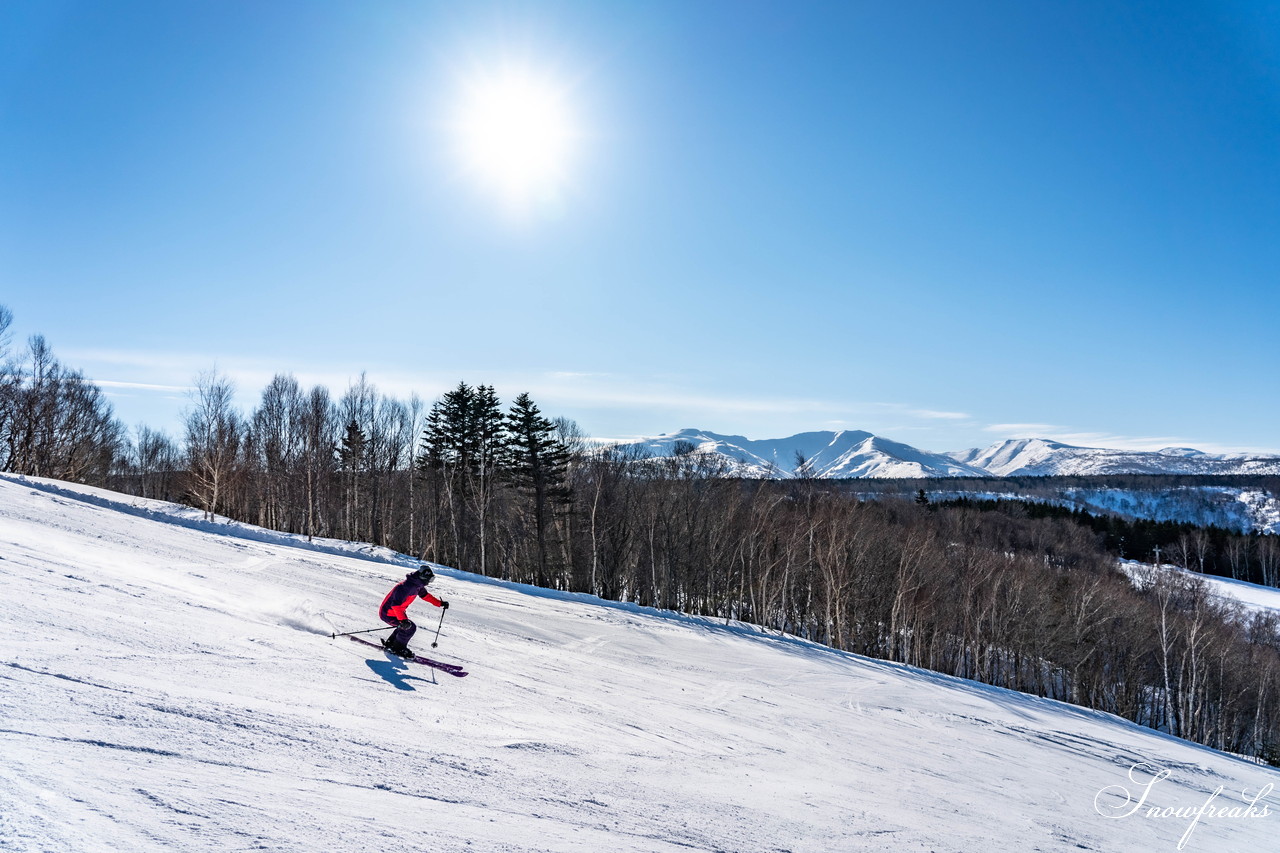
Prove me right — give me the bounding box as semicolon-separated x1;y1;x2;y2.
350;635;469;678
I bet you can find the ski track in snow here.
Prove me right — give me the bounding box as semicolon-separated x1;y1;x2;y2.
2;473;1278;852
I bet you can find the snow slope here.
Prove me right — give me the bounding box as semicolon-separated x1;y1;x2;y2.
2;474;1278;852
1061;487;1280;535
1120;559;1280;621
1199;573;1280;618
920;486;1280;535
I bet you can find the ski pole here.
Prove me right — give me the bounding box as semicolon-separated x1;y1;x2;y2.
430;607;447;648
330;626;395;639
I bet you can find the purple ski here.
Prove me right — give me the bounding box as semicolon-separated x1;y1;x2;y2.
349;635;469;677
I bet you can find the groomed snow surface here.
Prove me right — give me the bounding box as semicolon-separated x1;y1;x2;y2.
2;475;1278;852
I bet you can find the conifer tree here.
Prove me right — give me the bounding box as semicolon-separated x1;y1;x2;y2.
338;419;366;540
417;382;508;573
505;392;570;586
469;384;506;574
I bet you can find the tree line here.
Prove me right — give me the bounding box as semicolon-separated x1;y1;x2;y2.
0;307;125;482
2;305;1278;764
547;461;1280;763
938;497;1280;587
120;369;572;589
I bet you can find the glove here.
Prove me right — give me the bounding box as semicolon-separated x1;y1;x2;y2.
398;619;413;629
440;601;450;611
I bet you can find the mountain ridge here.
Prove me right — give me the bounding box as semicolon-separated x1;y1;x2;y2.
612;429;1280;479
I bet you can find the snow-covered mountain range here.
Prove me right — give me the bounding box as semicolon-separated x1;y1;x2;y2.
948;438;1280;477
620;429;990;478
3;473;1279;850
614;429;1280;479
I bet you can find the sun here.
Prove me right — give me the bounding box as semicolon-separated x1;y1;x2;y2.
451;65;579;211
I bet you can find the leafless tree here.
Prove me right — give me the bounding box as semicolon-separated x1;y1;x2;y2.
183;370;243;521
1;335;124;482
131;425;180;500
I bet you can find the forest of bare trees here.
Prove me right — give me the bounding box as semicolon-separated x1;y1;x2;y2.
0;308;125;483
2;305;1278;764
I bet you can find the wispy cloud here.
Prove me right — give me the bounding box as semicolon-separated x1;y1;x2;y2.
96;379;192;393
979;424;1279;456
903;408;970;421
866;402;971;421
64;347;966;422
983;423;1062;434
1045;431;1260;455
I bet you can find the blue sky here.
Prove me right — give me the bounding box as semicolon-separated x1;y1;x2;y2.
2;0;1278;453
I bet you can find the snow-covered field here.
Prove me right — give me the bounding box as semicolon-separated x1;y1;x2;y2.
1198;572;1280;618
2;474;1278;852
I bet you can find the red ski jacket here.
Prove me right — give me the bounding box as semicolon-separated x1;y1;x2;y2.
380;572;444;621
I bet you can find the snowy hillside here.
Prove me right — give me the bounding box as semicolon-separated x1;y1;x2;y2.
616;429;988;478
1120;559;1280;620
914;485;1280;535
3;474;1279;852
1061;486;1280;535
950;438;1280;477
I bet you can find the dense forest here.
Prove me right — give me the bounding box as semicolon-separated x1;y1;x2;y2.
935;496;1280;587
3;306;1279;764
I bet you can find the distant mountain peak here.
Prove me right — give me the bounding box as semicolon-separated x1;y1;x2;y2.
613;429;1280;479
951;438;1272;477
614;429;988;479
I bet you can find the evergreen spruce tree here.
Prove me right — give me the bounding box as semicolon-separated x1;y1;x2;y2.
471;384;505;477
504;392;570;587
469;384;506;575
418;384;473;568
338;419;366;540
416;382;508;574
420;382;474;470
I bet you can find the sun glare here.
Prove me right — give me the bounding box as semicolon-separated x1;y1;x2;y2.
452;65;578;212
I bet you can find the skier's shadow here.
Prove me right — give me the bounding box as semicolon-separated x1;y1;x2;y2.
365;657;436;691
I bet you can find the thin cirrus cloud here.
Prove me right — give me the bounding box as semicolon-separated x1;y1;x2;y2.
95;379;192;393
983;423;1062;435
981;423;1182;450
65;349;828;420
65;348;984;441
978;425;1275;456
893;407;970;421
1049;432;1243;454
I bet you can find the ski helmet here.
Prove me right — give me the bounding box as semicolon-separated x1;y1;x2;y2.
415;565;435;584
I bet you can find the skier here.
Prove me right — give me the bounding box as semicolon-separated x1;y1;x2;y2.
379;565;449;658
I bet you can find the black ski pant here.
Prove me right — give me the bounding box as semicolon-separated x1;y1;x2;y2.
380;613;416;649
